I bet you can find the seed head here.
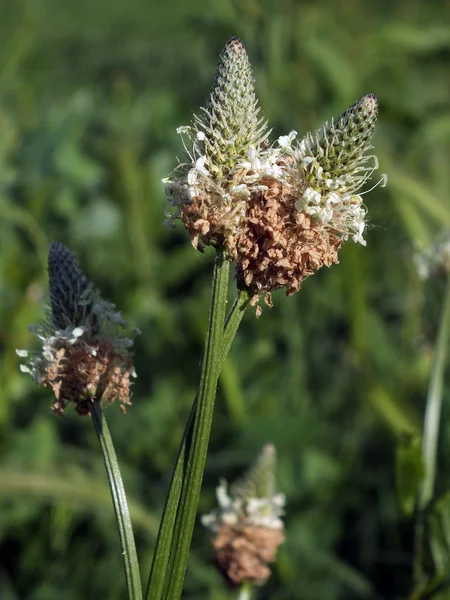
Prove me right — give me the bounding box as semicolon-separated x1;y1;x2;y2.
415;231;450;279
17;242;138;416
233;95;386;312
202;444;285;586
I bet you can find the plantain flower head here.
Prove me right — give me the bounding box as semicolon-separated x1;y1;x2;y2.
415;231;450;280
165;37;386;314
16;241;138;416
202;443;285;586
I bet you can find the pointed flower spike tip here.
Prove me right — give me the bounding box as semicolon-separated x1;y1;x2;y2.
201;444;285;587
163;37;272;250
17;241;138;416
231;443;277;502
299;93;378;182
48;240;93;331
203;37;269;178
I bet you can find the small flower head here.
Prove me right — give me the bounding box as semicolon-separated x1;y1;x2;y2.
202;444;285;586
165;38;386;313
17;241;138;416
415;232;450;280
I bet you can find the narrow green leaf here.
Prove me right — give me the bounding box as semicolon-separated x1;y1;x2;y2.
393;193;433;249
162;251;230;599
388;170;450;227
414;276;450;584
420;276;450;509
429;493;450;576
368;385;419;437
395;434;424;516
0;468;158;537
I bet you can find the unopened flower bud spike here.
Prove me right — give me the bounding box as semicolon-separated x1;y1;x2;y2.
48;240;96;332
297;94;380;192
230;442;277;502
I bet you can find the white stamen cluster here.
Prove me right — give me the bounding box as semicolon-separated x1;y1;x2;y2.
201;478;285;531
202;443;285;531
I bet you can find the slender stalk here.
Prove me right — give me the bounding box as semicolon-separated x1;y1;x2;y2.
145;399;196;600
221;291;249;362
162;251;230;599
420;275;450;508
238;582;253;600
414;275;450;582
90;402;143;600
145;290;248;600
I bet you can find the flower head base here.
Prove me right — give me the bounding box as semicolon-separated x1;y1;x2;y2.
165;38;386;312
17;242;138;416
202;444;285;586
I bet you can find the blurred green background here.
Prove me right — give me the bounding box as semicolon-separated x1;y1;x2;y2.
1;0;450;598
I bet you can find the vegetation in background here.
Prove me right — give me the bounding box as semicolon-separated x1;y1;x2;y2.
1;1;450;598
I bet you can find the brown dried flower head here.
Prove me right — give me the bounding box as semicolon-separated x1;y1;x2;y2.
202;444;285;587
165;38;386;313
17;241;138;416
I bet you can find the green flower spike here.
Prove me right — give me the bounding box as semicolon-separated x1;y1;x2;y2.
163;37;274;249
195;36;270;180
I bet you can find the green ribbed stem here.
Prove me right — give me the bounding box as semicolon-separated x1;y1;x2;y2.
145;288;248;600
420;275;450;508
414;275;450;583
162;250;230;599
91;402;142;600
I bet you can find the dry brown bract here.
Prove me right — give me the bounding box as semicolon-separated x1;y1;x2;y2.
214;524;285;586
233;178;342;313
42;340;134;416
179;176;342;315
